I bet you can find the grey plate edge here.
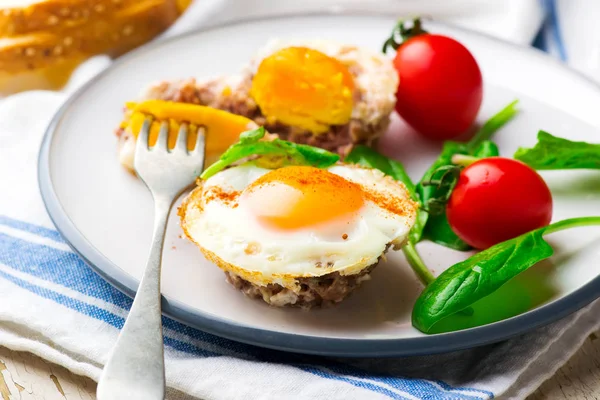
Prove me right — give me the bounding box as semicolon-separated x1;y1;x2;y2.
37;10;600;358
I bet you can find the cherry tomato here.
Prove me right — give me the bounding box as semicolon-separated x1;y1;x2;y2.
392;34;483;140
446;157;553;249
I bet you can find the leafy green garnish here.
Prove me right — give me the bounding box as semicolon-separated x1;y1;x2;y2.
473;140;500;158
200;127;340;179
345;145;416;195
422;213;472;251
412;216;600;333
514;130;600;170
417;100;519;249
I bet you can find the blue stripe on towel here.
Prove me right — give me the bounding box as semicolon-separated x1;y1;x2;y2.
0;268;218;358
0;231;133;310
297;367;411;400
0;215;65;243
0;216;493;399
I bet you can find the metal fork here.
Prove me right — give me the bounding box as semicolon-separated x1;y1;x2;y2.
97;119;205;400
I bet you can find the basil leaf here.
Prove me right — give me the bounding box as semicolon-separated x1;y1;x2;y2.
201;127;340;179
514;130;600;170
412;228;553;333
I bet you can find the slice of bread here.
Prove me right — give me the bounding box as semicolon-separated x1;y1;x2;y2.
0;0;187;94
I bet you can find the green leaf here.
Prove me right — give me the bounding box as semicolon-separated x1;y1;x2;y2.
473;140;500;158
416;142;469;247
200;127;340;179
514;130;600;170
412;228;553;333
412;215;600;333
294;143;344;168
466;99;519;153
417;141;467;208
345;145;416;196
423;212;472;251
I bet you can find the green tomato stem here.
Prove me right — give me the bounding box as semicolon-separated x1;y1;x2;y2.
402;241;435;285
451;154;481;167
382;17;429;53
544;216;600;235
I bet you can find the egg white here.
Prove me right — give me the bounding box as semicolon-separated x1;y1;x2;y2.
180;164;416;289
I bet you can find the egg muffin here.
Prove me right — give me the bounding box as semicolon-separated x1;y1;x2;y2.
179;162;417;309
116;39;398;171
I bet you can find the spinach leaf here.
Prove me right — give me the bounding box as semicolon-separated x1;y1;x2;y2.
423;213;472;251
473;140;500;158
514;130;600;170
345;145;416;195
201;127;340;179
412;216;600;333
417;141;469;214
416;142;469;247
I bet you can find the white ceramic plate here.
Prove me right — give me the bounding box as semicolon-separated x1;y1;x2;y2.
39;13;600;357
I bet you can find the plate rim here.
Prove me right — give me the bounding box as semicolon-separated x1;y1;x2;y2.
38;11;600;357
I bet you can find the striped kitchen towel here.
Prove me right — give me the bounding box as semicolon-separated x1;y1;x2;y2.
2;1;600;399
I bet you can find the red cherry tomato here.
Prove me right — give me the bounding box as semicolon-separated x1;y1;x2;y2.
446;157;553;249
393;34;483;140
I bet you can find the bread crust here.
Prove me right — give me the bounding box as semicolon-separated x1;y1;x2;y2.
0;0;185;94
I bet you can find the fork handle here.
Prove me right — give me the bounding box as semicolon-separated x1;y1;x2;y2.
97;196;172;400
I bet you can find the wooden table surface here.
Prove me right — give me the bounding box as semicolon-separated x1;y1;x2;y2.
0;333;599;400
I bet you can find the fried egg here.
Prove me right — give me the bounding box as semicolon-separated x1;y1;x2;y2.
179;163;417;307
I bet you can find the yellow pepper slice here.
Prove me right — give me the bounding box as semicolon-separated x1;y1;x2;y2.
120;100;258;157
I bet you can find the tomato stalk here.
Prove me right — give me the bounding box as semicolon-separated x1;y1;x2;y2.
451;154;481;167
382;17;428;53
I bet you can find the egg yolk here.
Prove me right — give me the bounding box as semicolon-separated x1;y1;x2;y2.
250;47;355;134
241;166;364;230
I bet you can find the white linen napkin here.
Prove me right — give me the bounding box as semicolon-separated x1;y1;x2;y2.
1;1;599;399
